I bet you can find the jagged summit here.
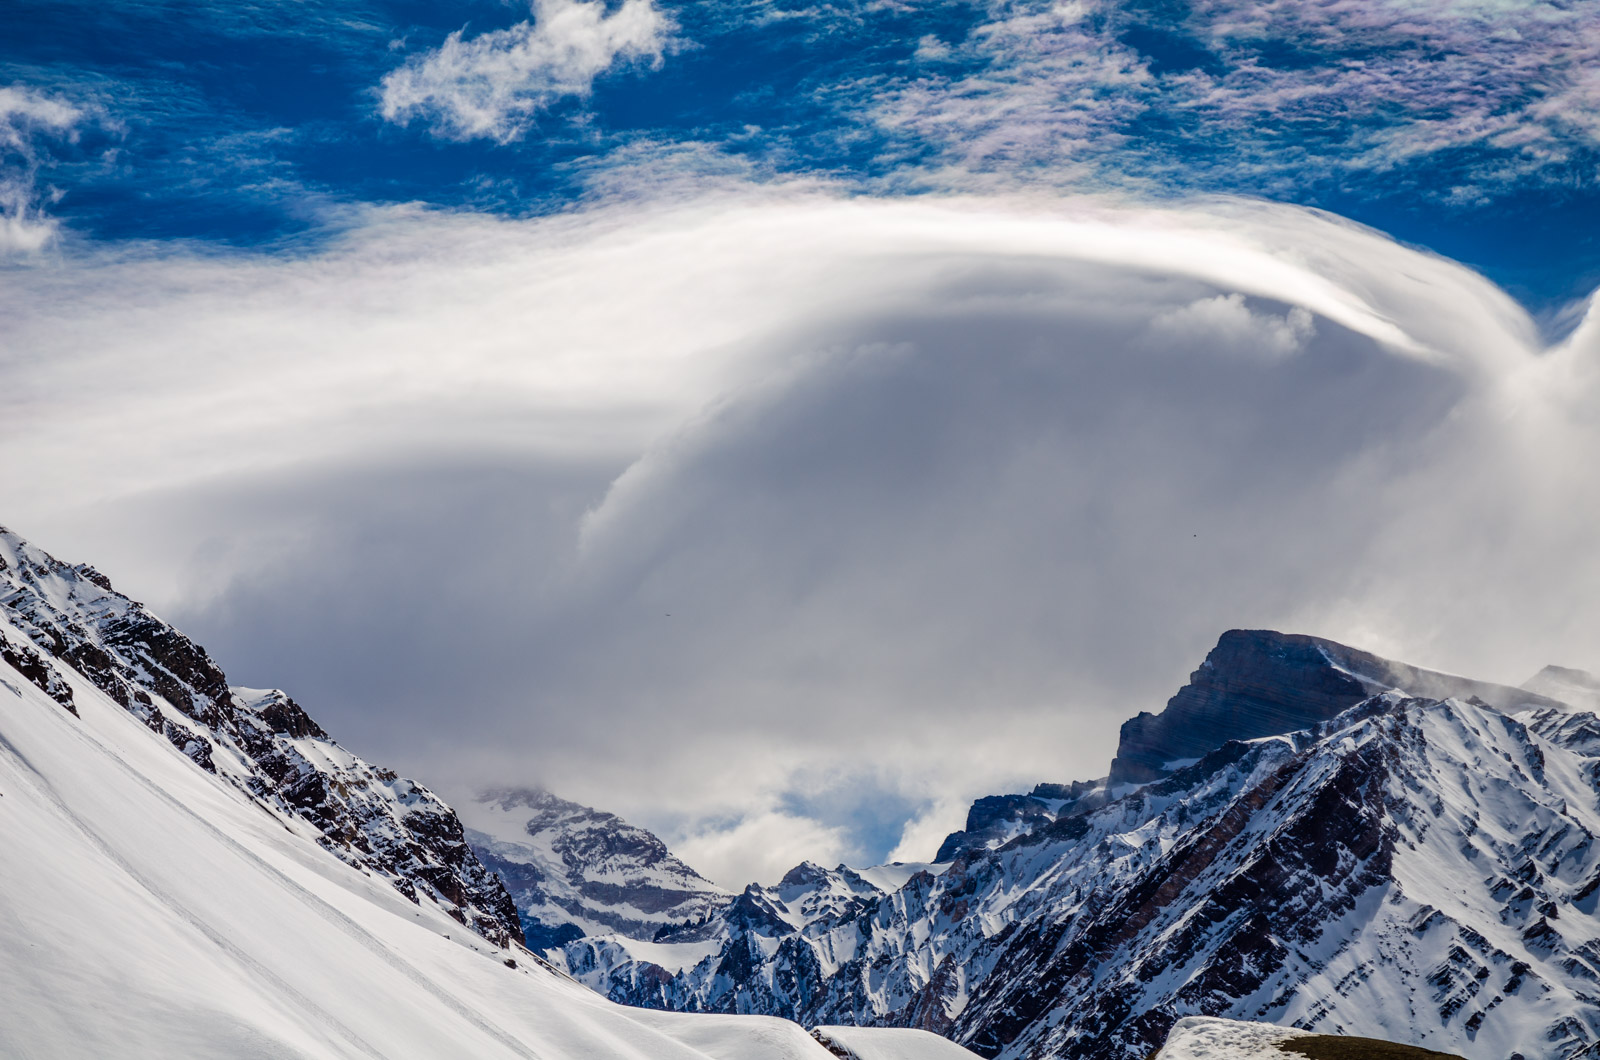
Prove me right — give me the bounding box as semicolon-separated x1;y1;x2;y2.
464;786;729;951
1108;628;1564;785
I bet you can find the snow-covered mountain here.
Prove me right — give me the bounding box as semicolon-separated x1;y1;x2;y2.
464;787;730;949
0;525;521;946
548;632;1600;1060
20;511;1600;1060
0;523;971;1060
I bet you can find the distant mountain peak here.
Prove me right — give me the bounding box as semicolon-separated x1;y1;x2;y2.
464;787;728;953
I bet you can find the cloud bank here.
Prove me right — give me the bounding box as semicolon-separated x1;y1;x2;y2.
380;0;674;141
4;189;1599;886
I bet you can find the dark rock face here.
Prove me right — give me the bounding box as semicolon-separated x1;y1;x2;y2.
0;526;522;949
1;630;78;715
1108;629;1563;785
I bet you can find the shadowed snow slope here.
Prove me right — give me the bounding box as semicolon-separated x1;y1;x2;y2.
0;525;973;1060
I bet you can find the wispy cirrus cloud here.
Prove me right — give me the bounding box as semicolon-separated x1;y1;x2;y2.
0;85;83;252
379;0;675;142
870;0;1600;197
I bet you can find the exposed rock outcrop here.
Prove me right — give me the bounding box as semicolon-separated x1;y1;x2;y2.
934;780;1105;863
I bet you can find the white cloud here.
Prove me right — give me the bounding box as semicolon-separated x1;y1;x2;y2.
1145;293;1315;360
0;85;83;253
868;0;1600;191
379;0;674;142
886;796;970;865
5;187;1600;876
670;811;853;890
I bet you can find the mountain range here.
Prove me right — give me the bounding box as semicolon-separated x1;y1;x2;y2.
488;630;1600;1060
8;519;1600;1060
0;523;962;1060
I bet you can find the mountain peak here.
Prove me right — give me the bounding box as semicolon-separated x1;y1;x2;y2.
1108;628;1564;785
464;787;728;952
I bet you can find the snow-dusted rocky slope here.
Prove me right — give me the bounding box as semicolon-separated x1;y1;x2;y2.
1153;1017;1315;1060
464;787;730;949
552;634;1600;1060
0;526;521;946
0;524;975;1060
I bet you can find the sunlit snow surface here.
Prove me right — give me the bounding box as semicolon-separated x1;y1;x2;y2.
1155;1018;1309;1060
816;1025;988;1060
0;608;966;1059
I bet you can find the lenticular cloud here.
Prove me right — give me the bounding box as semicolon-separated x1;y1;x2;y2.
3;189;1598;874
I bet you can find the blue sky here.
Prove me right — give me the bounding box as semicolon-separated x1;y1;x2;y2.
7;0;1600;884
7;0;1600;307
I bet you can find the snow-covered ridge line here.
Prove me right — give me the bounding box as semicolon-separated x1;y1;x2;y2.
0;524;521;947
554;681;1600;1060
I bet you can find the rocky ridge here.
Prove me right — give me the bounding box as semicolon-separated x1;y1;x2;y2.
548;633;1600;1060
1108;629;1563;785
0;525;522;947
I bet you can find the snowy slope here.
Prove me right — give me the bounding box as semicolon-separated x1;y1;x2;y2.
464;787;729;950
1153;1018;1310;1060
0;528;995;1060
0;527;519;946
